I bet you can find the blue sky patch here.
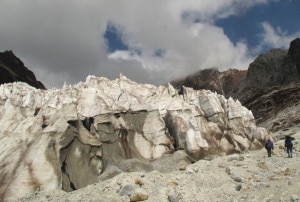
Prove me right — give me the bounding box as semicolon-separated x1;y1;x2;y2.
215;0;300;51
104;24;129;53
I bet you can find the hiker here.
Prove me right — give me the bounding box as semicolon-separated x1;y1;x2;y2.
265;139;274;157
285;136;294;158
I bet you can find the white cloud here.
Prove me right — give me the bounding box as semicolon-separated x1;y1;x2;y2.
0;0;283;88
258;21;300;50
108;51;139;61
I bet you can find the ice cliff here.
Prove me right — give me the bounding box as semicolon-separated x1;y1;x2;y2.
0;75;271;200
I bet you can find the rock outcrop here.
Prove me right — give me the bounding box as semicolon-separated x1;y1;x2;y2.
288;38;300;72
0;50;45;89
0;75;270;200
232;48;300;104
171;68;247;96
231;45;300;131
247;83;300;132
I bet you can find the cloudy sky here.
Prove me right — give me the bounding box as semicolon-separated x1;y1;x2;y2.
0;0;299;88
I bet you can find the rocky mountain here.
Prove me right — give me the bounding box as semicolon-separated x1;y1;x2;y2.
232;48;300;103
171;68;247;96
0;50;45;89
0;75;270;201
232;38;300;131
246;82;300;133
288;38;300;72
172;38;300;133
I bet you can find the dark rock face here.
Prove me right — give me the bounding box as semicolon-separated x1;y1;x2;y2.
246;83;300;132
0;50;45;89
171;68;247;96
288;38;300;72
232;47;300;130
233;48;300;103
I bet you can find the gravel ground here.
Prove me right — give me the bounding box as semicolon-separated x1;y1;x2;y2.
17;126;300;202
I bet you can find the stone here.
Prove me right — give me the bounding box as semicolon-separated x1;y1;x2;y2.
231;174;243;182
186;167;194;174
291;194;299;202
225;167;231;174
235;183;242;191
99;165;123;181
130;188;148;201
168;194;179;202
119;184;133;197
284;168;296;176
227;154;245;162
179;165;186;171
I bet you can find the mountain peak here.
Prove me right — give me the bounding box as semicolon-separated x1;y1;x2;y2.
0;50;46;89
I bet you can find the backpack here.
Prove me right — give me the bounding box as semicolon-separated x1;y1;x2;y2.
265;141;272;150
286;139;293;147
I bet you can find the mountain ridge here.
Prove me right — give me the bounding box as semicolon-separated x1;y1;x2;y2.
0;50;46;89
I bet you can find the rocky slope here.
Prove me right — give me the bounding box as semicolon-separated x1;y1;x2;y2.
0;50;45;89
171;68;247;96
232;39;300;132
0;75;270;201
244;82;300;132
232;48;300;104
288;38;300;73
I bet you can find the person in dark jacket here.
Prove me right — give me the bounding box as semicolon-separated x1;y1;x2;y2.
265;139;274;157
285;136;294;158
